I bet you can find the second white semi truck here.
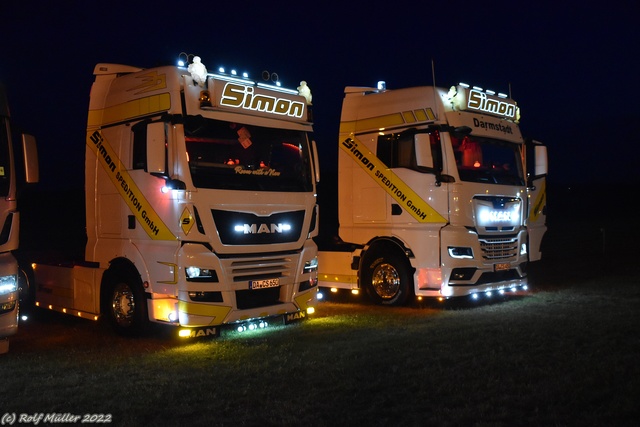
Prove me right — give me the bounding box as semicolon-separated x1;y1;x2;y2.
317;82;547;305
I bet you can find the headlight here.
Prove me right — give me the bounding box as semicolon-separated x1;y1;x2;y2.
303;257;318;274
0;275;17;295
185;267;218;282
448;247;474;259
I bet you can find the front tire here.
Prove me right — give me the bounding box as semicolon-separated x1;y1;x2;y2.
102;270;149;336
361;248;413;306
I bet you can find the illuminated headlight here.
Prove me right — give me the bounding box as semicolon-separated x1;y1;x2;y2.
185;267;218;282
186;266;201;278
303;257;318;273
448;247;474;259
520;243;527;255
0;275;17;295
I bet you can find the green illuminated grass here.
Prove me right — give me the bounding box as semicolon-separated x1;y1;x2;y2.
3;264;639;427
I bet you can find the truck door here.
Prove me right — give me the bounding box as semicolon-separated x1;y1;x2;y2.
527;141;547;261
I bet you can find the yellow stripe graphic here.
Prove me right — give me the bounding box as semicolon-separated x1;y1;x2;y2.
319;273;358;284
529;179;546;222
339;108;435;134
86;130;176;240
178;301;233;324
87;93;171;128
340;135;446;223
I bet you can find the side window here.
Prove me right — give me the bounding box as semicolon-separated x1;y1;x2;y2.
396;134;415;168
131;121;147;170
376;133;415;168
377;134;392;166
376;130;441;171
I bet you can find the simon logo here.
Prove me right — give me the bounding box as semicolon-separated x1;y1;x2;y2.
220;82;305;118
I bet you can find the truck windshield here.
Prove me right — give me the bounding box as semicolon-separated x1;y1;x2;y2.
184;116;314;192
0;119;10;197
451;135;525;186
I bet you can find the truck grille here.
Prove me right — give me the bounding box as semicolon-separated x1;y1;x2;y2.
212;209;305;245
218;252;299;310
224;254;295;282
479;235;518;260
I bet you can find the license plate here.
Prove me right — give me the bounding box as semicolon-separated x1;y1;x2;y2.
494;263;510;271
250;278;280;290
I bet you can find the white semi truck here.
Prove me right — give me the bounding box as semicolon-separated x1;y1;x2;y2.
317;82;547;305
0;83;39;353
25;55;320;337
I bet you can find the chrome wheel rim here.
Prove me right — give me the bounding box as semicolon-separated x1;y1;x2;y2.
111;283;135;327
371;263;401;299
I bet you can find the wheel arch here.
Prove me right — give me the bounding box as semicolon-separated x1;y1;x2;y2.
358;236;415;273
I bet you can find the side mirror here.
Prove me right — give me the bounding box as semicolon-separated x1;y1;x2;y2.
21;133;39;184
414;133;433;169
534;145;547;176
147;122;166;175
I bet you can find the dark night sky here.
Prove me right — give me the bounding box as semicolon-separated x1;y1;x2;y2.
2;1;639;188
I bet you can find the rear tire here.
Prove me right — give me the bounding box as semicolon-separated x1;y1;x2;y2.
361;247;413;306
102;269;149;336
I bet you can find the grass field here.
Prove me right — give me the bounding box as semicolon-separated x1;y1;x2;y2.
2;185;639;426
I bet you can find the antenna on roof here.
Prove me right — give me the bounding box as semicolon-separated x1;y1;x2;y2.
431;59;440;120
